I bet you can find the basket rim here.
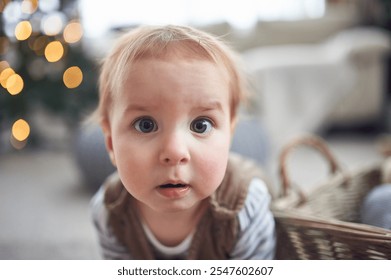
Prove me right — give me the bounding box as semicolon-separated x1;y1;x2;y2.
273;209;391;240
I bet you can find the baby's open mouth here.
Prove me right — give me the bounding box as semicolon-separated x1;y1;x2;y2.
159;183;187;188
157;183;190;198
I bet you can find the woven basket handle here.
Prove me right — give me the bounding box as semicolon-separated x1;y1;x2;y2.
279;134;342;199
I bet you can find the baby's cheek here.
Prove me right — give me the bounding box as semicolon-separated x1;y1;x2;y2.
199;152;229;186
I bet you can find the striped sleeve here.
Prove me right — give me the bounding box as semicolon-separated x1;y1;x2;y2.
230;178;276;259
90;186;133;259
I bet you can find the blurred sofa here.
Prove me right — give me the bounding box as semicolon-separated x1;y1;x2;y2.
241;27;390;150
195;6;391;150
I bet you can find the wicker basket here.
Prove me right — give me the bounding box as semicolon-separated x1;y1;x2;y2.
271;134;391;259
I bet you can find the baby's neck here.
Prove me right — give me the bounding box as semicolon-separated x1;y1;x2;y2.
136;200;208;247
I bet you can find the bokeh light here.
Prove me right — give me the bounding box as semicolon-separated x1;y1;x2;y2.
63;21;83;44
63;66;83;89
44;41;64;62
39;0;60;13
0;0;91;150
15;20;32;41
6;73;24;95
3;1;22;23
41;12;65;36
21;0;39;14
0;67;15;88
12;119;30;142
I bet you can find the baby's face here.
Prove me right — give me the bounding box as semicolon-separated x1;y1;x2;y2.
104;57;233;213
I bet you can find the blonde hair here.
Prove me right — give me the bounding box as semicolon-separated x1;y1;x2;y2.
91;25;249;125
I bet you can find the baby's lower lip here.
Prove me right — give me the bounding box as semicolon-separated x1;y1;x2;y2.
157;184;190;199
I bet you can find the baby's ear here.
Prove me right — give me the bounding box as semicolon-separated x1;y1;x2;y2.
101;120;117;167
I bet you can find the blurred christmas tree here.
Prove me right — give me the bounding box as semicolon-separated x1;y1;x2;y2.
0;0;98;149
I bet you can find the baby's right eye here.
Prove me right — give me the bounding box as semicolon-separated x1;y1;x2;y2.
133;117;158;133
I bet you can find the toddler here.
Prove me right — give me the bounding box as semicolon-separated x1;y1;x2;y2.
90;25;276;259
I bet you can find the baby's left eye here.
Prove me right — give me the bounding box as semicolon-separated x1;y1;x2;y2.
190;118;213;134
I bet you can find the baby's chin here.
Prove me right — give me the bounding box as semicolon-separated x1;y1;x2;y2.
137;196;208;214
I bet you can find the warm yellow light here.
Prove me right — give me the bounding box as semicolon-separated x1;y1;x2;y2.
44;41;64;62
6;73;24;95
63;66;83;89
0;67;15;88
12;119;30;142
21;0;38;14
15;21;32;41
63;22;83;44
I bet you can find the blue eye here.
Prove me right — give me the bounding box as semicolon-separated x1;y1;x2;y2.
134;117;157;133
190;118;213;134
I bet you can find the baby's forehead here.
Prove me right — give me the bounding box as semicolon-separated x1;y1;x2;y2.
123;56;229;87
112;56;232;117
127;58;230;95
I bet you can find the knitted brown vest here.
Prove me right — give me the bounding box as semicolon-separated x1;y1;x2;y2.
103;153;269;259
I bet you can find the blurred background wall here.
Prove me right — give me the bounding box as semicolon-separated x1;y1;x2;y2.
0;0;390;259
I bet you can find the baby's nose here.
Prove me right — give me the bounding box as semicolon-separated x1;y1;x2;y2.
159;132;190;165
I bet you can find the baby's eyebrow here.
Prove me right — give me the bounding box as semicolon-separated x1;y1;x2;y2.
194;100;224;112
123;100;225;114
